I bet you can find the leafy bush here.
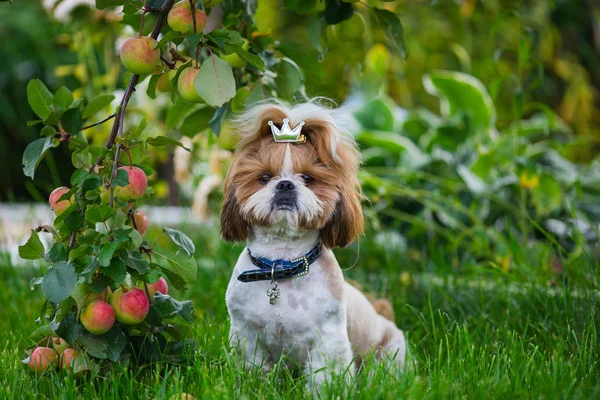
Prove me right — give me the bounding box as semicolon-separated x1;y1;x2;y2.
356;70;599;275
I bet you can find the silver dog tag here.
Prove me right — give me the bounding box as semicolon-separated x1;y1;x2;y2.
267;281;280;305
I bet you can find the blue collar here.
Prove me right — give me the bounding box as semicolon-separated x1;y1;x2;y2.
237;243;324;283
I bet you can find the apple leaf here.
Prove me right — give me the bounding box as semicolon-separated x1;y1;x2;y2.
274;58;303;100
153;251;197;285
85;205;114;223
54;86;74;110
22;136;58;179
61;108;83;136
42;261;77;304
163;227;195;257
18;230;45;260
147;74;160;100
98;241;120;267
52;312;82;344
103;326;128;362
77;331;109;359
226;43;265;71
95;0;143;11
209;104;229;136
324;0;353;24
146;136;191;151
27;79;54;120
194;55;236;107
371;8;407;60
110;168;129;188
153;293;195;322
82;94;115;119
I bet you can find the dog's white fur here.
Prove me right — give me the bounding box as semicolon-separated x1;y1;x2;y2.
222;100;406;387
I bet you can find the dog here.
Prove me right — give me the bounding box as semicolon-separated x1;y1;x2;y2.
220;100;406;387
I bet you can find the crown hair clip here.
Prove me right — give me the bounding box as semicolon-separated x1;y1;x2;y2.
268;118;306;143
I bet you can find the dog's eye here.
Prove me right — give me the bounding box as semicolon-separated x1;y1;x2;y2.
258;173;272;184
300;174;313;184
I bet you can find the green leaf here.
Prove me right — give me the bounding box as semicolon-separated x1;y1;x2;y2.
77;331;109;359
146;136;191;151
153;293;195;322
354;98;395;131
42;261;77;304
69;244;91;263
29;325;52;342
95;0;142;10
46;242;67;263
103;259;127;285
103;326;127;362
126;251;149;274
132;118;147;139
27;79;54;120
147;74;160;100
22;137;57;179
307;16;327;55
163;227;195;257
61;108;83;136
226;43;265;71
53;312;82;344
371;8;407;60
111;168;130;188
98;241;120;267
194;56;236;107
71;170;91;185
85;205;114;223
154;251;198;285
30;277;43;291
40;125;57;137
82;94;115;119
274;58;303;99
423;70;496;131
181;107;214;137
209;104;229;136
18;230;45;260
166;95;198;129
54;86;74;110
324;0;353;24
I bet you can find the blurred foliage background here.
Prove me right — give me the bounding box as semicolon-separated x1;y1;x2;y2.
1;0;599;280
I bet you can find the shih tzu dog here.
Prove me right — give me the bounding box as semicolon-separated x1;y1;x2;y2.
220;100;406;387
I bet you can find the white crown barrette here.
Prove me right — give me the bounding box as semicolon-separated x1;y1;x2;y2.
268;118;306;143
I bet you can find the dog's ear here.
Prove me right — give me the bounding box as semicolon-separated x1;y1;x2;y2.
220;183;248;242
320;181;363;248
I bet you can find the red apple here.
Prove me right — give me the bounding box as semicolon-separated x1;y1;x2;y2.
177;67;204;103
110;287;150;325
167;1;206;34
52;338;70;355
120;37;160;75
133;209;148;235
114;166;148;201
49;187;73;215
80;300;115;335
138;277;168;300
29;347;58;373
61;348;79;370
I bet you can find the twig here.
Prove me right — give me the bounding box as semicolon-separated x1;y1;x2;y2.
161;56;176;69
188;0;197;34
88;0;175;199
82;113;116;130
69;232;76;248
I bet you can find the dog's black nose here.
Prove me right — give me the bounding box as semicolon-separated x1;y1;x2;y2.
275;180;295;192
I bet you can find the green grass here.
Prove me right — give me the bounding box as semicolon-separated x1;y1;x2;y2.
0;227;599;399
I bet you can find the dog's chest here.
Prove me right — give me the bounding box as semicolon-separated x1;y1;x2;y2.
226;257;343;353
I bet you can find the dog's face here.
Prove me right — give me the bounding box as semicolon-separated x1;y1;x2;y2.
220;102;364;248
